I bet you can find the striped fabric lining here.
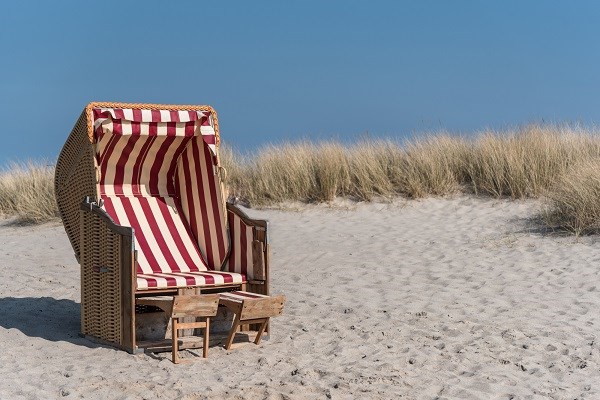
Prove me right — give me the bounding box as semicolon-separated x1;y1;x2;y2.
224;210;255;279
93;106;242;290
176;136;229;271
102;195;208;274
137;271;245;290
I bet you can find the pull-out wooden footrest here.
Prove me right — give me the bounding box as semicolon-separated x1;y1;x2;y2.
219;291;286;350
137;294;219;363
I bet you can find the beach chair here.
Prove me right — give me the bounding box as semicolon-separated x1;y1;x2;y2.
55;102;271;353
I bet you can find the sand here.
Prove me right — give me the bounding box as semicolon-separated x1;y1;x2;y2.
0;196;598;399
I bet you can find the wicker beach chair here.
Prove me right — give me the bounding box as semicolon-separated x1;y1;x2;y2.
55;102;270;353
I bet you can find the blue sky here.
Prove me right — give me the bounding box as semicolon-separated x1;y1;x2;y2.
1;1;599;165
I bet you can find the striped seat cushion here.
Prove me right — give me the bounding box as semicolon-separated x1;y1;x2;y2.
137;271;245;290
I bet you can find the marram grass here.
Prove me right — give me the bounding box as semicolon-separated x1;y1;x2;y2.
3;125;600;234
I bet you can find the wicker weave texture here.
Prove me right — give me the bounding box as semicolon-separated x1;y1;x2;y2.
55;109;98;258
80;208;122;344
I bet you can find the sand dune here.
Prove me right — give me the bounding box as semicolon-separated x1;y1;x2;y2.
0;196;598;399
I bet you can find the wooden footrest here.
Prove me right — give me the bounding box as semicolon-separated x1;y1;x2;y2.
219;291;285;350
136;294;219;363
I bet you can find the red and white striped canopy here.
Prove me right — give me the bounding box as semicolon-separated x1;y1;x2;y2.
91;105;235;290
93;107;217;153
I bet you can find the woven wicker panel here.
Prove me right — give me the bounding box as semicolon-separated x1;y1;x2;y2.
80;208;122;345
55;109;97;258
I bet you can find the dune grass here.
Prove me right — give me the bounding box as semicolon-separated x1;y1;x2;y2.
3;125;600;233
0;162;57;223
222;125;600;234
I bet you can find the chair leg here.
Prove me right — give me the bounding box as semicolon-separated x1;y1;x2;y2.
254;318;269;345
203;318;210;358
225;314;241;350
172;318;179;364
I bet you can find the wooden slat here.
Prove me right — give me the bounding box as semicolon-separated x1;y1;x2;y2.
174;321;209;330
121;235;135;352
172;294;219;318
252;240;266;280
240;295;285;320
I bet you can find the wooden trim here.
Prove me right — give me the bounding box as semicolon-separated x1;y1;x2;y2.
80;198;133;237
120;234;136;352
226;203;268;233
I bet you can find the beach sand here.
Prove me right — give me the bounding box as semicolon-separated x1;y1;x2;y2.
0;196;598;399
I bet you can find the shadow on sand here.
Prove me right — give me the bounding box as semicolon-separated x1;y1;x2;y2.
0;297;103;348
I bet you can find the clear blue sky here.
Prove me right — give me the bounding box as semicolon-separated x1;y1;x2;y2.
1;1;599;166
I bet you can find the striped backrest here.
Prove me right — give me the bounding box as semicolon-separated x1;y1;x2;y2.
93;107;228;274
176;136;229;270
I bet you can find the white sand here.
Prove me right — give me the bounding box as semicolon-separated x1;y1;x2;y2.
0;196;598;399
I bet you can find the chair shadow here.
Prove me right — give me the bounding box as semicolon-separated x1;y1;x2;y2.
0;297;104;349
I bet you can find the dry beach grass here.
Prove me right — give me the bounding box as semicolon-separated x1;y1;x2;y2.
3;125;600;233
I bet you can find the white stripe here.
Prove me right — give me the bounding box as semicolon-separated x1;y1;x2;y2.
177;111;188;122
103;137;128;195
160;110;170;121
123;108;134;121
141;109;152;121
175;123;187;137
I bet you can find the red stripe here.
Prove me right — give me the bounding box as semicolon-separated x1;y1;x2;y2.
166;122;176;136
101;196;120;225
132;109;142;123
137;197;180;272
148;137;176;195
119;197;162;274
151;109;161;122
111;109;123;120
178;147;210;268
131;137;155;196
154;197;204;272
207;271;241;283
99;134;119;190
228;214;237;273
112;136;141;195
239;216;248;276
139;276;158;288
202;141;226;265
131;121;141;135
192;138;215;267
203;135;216;144
194;273;215;285
181;148;199;244
165;137;192;195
